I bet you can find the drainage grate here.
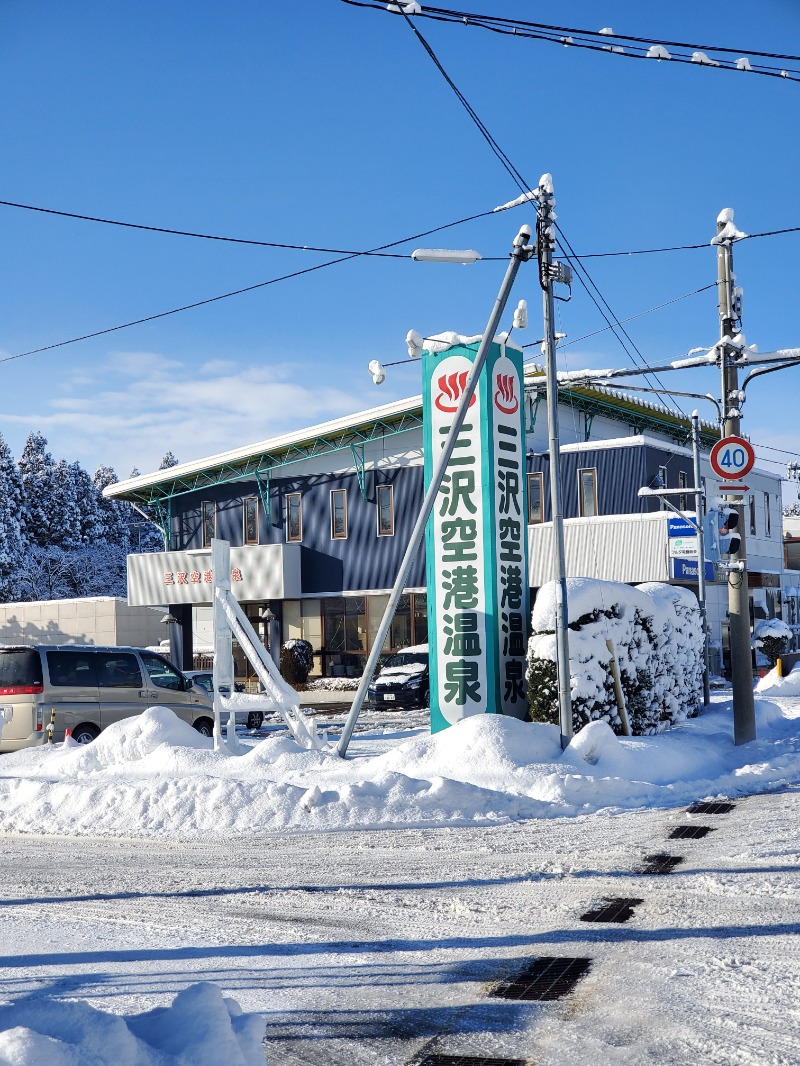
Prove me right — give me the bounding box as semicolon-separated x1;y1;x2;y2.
414;1057;528;1066
687;801;735;815
489;956;592;1001
640;853;684;875
580;897;643;923
669;825;715;840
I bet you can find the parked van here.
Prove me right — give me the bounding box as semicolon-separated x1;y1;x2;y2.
0;645;216;752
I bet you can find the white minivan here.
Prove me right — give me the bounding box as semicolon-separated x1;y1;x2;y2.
0;645;216;751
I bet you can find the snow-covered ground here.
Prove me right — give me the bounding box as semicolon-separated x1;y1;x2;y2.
2;691;800;1063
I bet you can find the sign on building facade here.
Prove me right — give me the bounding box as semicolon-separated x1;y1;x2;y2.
423;340;529;733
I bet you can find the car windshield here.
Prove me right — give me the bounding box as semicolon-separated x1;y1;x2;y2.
384;653;427;670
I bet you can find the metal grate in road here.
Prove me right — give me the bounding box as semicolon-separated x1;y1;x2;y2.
414;1056;528;1066
670;825;715;839
489;956;592;1001
687;801;735;815
580;897;643;923
640;853;684;875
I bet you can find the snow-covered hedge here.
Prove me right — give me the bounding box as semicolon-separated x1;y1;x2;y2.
304;676;362;691
753;617;792;666
527;577;704;735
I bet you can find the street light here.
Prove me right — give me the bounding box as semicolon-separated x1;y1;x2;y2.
411;248;481;263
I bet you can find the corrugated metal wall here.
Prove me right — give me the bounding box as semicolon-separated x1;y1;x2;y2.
528;512;670;587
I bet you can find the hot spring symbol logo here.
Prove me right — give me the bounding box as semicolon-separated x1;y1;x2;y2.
494;372;518;414
434;371;477;413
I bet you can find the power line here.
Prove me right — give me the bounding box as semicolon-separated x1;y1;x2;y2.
0;197;496;258
0;208;503;364
522;282;717;352
341;1;800;83
389;6;689;414
5;197;800;262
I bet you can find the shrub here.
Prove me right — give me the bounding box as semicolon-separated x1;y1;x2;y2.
753;618;792;666
280;639;315;685
527;578;704;736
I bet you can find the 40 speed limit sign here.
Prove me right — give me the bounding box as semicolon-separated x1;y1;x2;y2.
709;435;755;480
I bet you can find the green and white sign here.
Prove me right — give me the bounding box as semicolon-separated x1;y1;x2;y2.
423;339;529;733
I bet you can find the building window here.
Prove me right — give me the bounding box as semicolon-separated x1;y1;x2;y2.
330;489;348;540
658;465;668;510
749;494;756;536
527;472;544;524
765;492;772;537
679;471;687;512
243;498;258;545
286;493;302;543
377;484;394;537
578;468;598;518
201;501;216;548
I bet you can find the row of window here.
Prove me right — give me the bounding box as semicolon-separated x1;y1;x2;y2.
285;485;395;543
526;469;598;524
199;486;397;548
196;471;778;549
198;474;603;548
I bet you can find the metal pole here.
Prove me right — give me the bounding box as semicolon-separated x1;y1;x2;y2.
336;225;533;757
538;176;573;749
716;211;756;744
692;411;711;705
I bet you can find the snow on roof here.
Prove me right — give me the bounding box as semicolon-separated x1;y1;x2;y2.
105;392;424;498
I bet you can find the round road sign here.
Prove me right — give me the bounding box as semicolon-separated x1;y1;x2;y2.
709;435;755;480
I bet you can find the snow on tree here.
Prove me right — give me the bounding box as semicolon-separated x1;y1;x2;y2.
527;577;704;735
0;431;27;602
92;465;128;546
753;617;792;666
18;431;58;547
159;451;179;470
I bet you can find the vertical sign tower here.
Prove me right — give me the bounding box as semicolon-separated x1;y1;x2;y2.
424;338;529;732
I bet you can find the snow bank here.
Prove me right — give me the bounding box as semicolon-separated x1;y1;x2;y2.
756;662;800;696
527;578;703;735
4;698;800;838
0;982;264;1066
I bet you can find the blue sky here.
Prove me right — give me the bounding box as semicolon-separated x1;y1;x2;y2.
2;0;800;490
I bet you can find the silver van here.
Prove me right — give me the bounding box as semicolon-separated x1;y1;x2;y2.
0;645;216;751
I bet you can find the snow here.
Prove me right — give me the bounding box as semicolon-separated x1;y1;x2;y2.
756;662;800;696
5;693;800;1062
691;51;719;66
753;617;792;645
0;983;264;1066
646;44;671;60
493;190;537;212
422;331;523;355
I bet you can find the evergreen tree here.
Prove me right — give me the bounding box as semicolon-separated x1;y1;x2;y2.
93;465;128;546
0;431;26;602
69;461;105;546
159;451;179;470
51;458;83;549
18;431;58;547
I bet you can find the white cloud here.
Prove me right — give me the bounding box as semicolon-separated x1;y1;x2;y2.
0;352;389;476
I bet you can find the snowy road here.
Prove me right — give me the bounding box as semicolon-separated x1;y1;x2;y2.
3;787;800;1065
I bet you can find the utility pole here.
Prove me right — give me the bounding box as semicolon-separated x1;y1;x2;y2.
536;174;573;749
716;209;756;744
691;411;711;705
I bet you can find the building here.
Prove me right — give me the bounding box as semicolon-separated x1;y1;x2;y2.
104;339;789;680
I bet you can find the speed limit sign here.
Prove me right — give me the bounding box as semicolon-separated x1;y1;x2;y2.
709;435;755;480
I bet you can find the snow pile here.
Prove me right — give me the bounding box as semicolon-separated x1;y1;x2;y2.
3;697;800;837
756;661;800;696
0;982;264;1066
527;578;703;735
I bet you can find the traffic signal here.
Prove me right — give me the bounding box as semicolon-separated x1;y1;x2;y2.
702;507;741;563
717;506;740;557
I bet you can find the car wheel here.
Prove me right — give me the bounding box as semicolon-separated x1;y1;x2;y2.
193;717;214;738
72;723;100;745
420;688;430;709
246;712;264;730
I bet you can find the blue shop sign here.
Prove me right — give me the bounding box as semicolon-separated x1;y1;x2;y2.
671;557;714;582
667;516;697;537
